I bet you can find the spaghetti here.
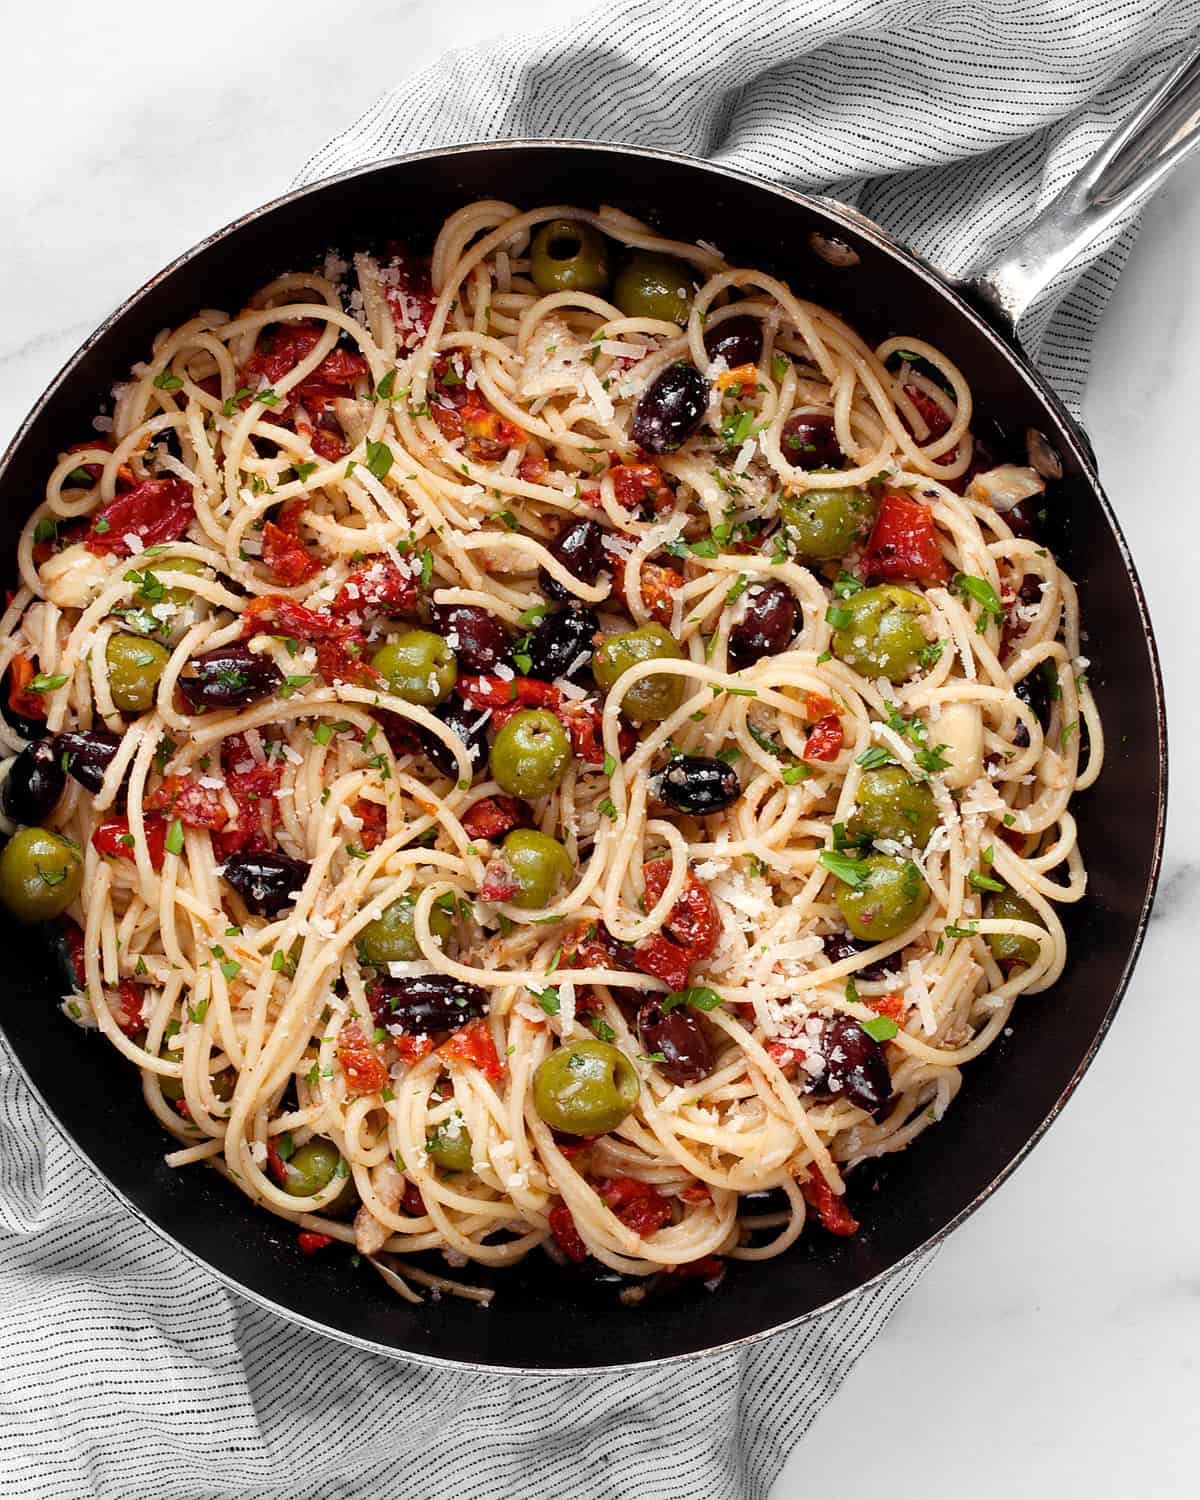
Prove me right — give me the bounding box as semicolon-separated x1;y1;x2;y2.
0;201;1102;1300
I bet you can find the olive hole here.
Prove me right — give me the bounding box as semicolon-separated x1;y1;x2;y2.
547;234;582;262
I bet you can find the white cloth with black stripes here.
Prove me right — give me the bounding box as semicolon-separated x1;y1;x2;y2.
3;3;1198;1497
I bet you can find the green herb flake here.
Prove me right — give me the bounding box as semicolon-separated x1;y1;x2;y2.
534;987;560;1016
365;440;394;481
661;985;724;1013
856;746;894;770
165;819;184;856
861;1014;899;1042
952;572;1004;634
153;370;184;391
824;604;852;630
819;850;870;887
597;796;619;822
771;353;789;383
29;673;68;694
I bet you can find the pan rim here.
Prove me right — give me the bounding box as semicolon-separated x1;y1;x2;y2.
0;137;1169;1373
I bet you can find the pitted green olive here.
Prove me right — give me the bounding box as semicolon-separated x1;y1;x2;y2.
106;632;169;712
835;853;930;941
0;827;83;922
831;585;929;683
847;766;938;849
427;1113;474;1173
358;895;453;965
532;1039;640;1136
371;630;457;706
986;886;1044;967
530;220;611;295
612;251;693;325
279;1137;358;1214
490;709;571;798
134;556;208;607
592;623;684;724
501;828;572;909
779;485;877;561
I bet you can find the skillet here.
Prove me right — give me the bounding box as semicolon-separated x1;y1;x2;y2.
0;50;1190;1371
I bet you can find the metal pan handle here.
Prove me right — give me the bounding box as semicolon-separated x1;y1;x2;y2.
964;43;1200;337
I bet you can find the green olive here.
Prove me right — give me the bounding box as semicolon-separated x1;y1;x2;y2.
847;766;938;849
134;556;208;608
500;828;573;909
279;1137;357;1214
532;1038;640;1136
371;629;457;706
158;1019;184;1101
490;709;571;798
530;219;611;296
427;1112;474;1173
986;886;1044;967
592;622;684;724
358;894;453;965
779;485;877;561
106;632;169;712
835;853;930;941
831;584;929;683
612;251;693;325
0;827;83;923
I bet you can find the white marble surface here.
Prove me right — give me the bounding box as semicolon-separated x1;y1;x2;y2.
1;2;1195;1494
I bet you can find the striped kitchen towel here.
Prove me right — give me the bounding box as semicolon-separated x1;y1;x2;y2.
3;2;1198;1496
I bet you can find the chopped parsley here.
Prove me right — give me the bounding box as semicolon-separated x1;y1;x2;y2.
861;1015;899;1042
952;572;1004;634
365;440;394;480
153;370;184;390
856;746;895;770
165;819;184;856
818;850;870;887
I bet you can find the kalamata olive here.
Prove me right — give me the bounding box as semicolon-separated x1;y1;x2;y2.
727;580;800;669
428;603;511;674
821;931;898;983
637;997;714;1085
1015;659;1055;731
810;1015;891;1112
367;973;487;1036
177;642;283;710
1;740;66;826
220;849;310;916
656;755;741;816
1;676;48;742
540;518;610;602
418;695;489;779
781;412;843;469
1005;499;1040;541
703;314;763;370
55;729;124;795
525;604;599;685
631;363;709;454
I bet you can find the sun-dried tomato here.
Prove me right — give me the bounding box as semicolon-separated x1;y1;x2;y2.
518;454;548;484
266;1137;289;1187
642;858;721;961
336;1022;389;1097
480;857;521;903
766;1036;806;1072
145;775;228;830
801;1170;859;1237
460;795;528;841
867;992;906;1021
242;320;367;423
631;934;691;991
62;919;86;988
440;1019;504;1081
7;652;47;722
460;403;523;462
549;1203;588;1263
84;478;194;556
92;815;168;871
212;733;282;857
241;594;346;641
666;1254;726;1287
860;490;948;585
112;979;145;1038
297;1231;333;1253
600;1177;672;1237
330;554;419;619
552;700;636;766
805;691;839;721
394;1033;435;1066
382;244;437;350
262;519;322;586
610;463;674;516
431;356;471;410
608;554;681;626
803;714;844;762
903;382;953;440
354;798;388;851
456;674;562;711
315;633;380;688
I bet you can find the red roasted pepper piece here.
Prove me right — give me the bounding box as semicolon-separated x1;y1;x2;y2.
84;478;194;556
92;815;168;871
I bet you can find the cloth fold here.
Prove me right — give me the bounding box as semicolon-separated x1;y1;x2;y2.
4;2;1198;1496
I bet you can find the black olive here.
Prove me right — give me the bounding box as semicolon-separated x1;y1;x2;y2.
539;519;610;602
428;603;511;674
656;755;741;816
1005;499;1040;541
781;412;843;469
821;931;898;984
55;730;124;795
702;314;763;370
525;604;599;685
727;580;801;669
419;695;490;779
637;997;714;1086
1;675;49;742
367;974;486;1036
220;850;311;916
2;740;66;825
631;363;709;454
177;643;283;710
809;1016;891;1112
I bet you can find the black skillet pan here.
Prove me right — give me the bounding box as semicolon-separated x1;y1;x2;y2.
0;49;1189;1370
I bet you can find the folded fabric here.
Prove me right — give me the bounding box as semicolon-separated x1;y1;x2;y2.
5;2;1199;1497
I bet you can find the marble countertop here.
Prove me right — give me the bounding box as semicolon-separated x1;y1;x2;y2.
1;3;1194;1494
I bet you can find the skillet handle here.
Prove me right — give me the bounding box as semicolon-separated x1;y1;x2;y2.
963;44;1200;337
